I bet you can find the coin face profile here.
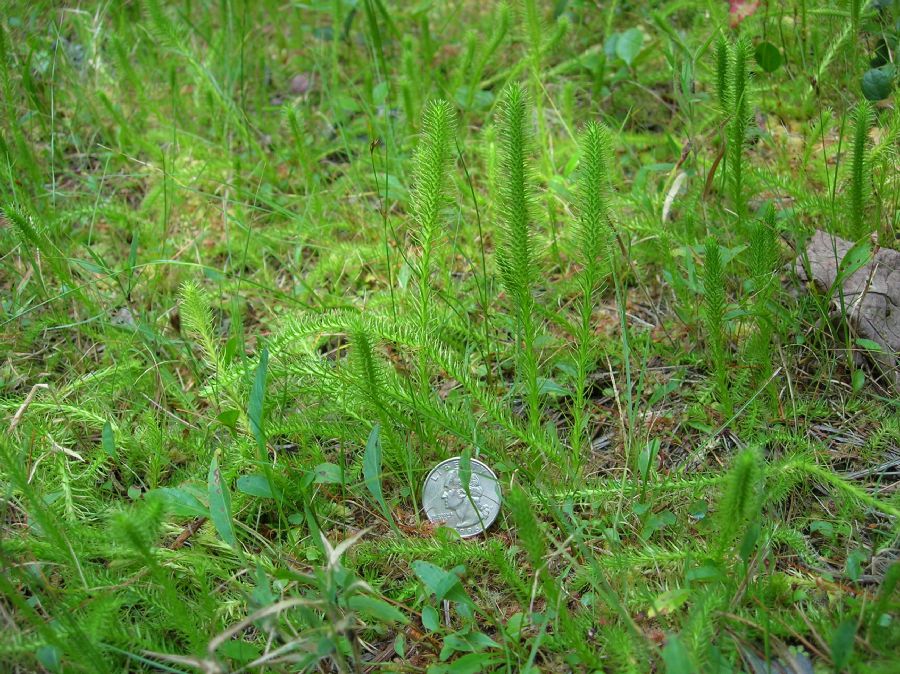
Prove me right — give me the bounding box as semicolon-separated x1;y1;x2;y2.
422;457;501;538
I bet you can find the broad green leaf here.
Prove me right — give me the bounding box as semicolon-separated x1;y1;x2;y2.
536;377;570;397
208;452;238;548
348;594;408;624
604;33;619;58
101;421;116;459
223;335;240;364
454;86;494;111
251;563;275;610
647;375;682;407
217;409;240;429
155;487;209;518
363;424;396;529
203;266;226;282
685;565;721;583
720;243;748;265
466;632;500;650
376;173;408;201
313;462;344;484
615;28;643;66
439;632;500;661
870;562;900;633
642;510;676;538
633;502;651;516
36;646;61;673
861;67;894;101
394;632;406;658
855;338;883;353
422;605;441;632
249;346;268;453
580;51;603;75
127;226;139;271
724;308;753;322
444;652;502;673
372;81;388;105
218;641;261;663
852;368;865;392
662;633;693;674
456;602;474;621
72;258;106;275
688;499;708;520
739;520;761;563
412;560;468;604
833;240;871;290
648;588;691;617
638;445;651;480
845;549;867;582
459;447;472;499
237;474;276;499
830;619;856;671
638;439;659;481
754;41;782;72
303;498;324;556
653;510;676;526
809;520;834;538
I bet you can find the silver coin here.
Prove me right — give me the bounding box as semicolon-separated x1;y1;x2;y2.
422;457;501;538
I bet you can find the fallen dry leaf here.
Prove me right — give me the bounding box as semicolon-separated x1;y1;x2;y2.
729;0;760;27
796;230;900;388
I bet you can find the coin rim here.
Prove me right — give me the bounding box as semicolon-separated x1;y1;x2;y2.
422;456;501;538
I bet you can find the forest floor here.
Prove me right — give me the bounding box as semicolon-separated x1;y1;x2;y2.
1;1;899;673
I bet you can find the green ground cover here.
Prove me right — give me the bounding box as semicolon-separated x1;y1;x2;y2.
1;1;898;672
